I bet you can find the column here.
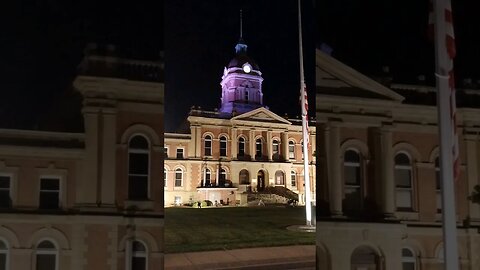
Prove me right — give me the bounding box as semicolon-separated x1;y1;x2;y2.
267;130;273;161
249;129;255;160
282;131;289;161
195;126;202;158
188;125;196;157
231;127;238;159
101;109;117;206
380;127;395;217
80;108;99;205
465;134;480;220
328;124;343;216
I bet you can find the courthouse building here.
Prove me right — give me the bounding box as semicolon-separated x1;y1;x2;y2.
315;49;480;270
0;44;164;270
164;39;316;207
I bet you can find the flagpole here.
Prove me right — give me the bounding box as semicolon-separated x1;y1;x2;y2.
433;0;459;269
298;0;312;227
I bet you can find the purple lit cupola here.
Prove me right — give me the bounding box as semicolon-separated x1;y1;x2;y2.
219;10;264;114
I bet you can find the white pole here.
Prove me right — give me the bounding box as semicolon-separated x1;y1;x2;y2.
298;0;312;226
433;0;459;269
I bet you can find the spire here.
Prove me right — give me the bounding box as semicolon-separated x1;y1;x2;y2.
235;9;248;54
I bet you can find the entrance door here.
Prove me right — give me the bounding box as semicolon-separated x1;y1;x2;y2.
257;171;265;191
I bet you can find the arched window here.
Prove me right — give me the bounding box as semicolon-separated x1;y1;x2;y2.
220;168;227;185
130;240;147;270
36;240;57;270
351;246;380;270
288;141;295;159
435;157;442;212
395;152;413;211
255;138;263;159
238;137;245;157
128;135;149;200
204;135;212;156
272;139;280;160
219;136;227;157
291;171;296;187
343;149;362;212
275;171;285;185
0;240;7;270
245;90;249;101
203;168;211;186
239;169;250;185
175;168;183;187
402;248;417;270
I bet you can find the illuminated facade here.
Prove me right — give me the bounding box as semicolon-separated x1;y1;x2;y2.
0;44;164;270
164;39;316;207
315;49;480;270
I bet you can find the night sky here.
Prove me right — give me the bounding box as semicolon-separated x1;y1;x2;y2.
316;0;480;86
165;0;315;132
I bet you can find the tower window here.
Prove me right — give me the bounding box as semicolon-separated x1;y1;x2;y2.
245;90;249;101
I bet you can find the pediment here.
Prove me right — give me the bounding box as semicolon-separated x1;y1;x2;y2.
231;107;291;125
316;49;404;102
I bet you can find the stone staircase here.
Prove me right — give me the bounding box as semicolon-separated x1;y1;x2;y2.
246;186;298;205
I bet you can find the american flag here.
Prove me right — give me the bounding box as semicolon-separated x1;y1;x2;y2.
429;0;460;181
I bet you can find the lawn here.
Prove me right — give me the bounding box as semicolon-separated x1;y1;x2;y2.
164;206;315;253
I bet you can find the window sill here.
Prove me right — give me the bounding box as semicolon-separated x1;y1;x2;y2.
124;200;154;210
396;211;419;221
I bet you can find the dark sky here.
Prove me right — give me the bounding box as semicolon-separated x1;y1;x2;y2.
165;0;316;132
316;0;480;85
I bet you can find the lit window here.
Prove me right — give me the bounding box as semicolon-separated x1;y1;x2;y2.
128;136;149;200
238;137;245;157
204;135;212;156
203;168;211;186
220;136;227;157
395;153;413;211
402;248;417;270
0;176;11;208
272;140;279;160
275;170;285;185
39;178;60;209
239;169;249;185
0;240;7;270
290;171;296;187
288;141;295;159
435;157;442;213
175;168;183;187
255;138;262;159
176;148;184;159
219;168;227;186
36;240;57;270
343;150;362;212
130;241;147;270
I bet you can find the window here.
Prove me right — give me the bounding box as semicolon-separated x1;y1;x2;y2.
203;168;211;186
176;148;184;159
0;240;7;270
204;135;212;156
175;168;183;187
220;136;227;157
174;196;181;206
219;169;227;186
239;169;250;185
164;147;168;158
275;171;285;185
36;240;57;270
272;140;279;159
255;138;262;159
402;248;417;270
0;176;11;208
291;171;296;187
395;152;413;211
39;178;60;209
435;157;442;212
245;90;249;101
238;137;245;157
343;150;362;212
289;141;295;159
130;241;147;270
128;136;149;200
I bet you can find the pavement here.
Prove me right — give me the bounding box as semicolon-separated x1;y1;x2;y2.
164;245;315;270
